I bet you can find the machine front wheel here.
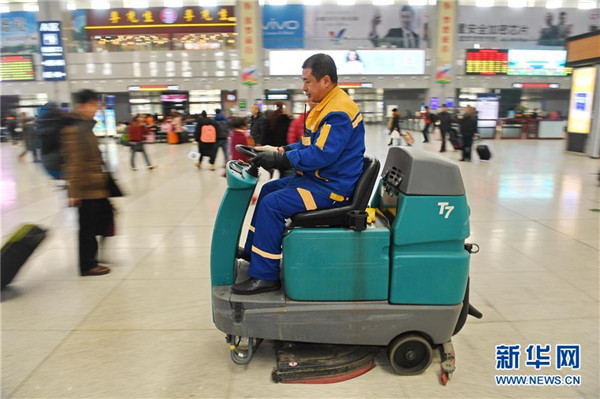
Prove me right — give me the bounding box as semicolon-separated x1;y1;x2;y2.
387;334;433;375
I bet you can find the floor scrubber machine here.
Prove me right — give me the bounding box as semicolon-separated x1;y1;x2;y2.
210;145;482;384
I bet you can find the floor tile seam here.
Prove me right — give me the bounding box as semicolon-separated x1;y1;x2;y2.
492;315;600;323
5;319;96;398
119;278;210;281
0;329;75;332
117;207;198;281
69;328;221;332
530;219;599;249
479;195;566;221
500;239;596;274
4;222;187;396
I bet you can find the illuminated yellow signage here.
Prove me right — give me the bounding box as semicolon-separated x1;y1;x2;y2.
567;67;597;134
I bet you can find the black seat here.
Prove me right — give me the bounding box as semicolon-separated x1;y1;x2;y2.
290;156;381;228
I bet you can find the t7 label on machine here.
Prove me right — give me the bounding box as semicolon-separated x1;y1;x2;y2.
437;202;454;219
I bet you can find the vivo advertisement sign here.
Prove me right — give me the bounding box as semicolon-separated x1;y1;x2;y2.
39;21;67;81
263;5;304;49
269;50;425;75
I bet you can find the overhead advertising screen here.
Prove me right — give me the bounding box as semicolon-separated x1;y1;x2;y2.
465;49;508;75
160;94;188;102
567;67;596;134
0;54;35;81
269;50;425;75
507;50;568;76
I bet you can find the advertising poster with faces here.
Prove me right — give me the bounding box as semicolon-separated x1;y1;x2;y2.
457;6;599;49
304;4;432;49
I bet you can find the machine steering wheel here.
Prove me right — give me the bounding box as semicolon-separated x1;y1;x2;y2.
233;145;260;177
235;145;258;159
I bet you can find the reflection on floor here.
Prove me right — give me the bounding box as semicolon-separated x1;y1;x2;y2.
1;133;599;398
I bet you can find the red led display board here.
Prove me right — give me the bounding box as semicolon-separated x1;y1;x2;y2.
0;54;35;81
465;49;508;75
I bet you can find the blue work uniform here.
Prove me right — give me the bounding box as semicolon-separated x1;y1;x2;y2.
244;86;366;281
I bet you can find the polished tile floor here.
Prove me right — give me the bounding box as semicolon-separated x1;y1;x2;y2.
1;130;599;398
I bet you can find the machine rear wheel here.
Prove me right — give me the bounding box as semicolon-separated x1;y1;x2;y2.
387;334;433;375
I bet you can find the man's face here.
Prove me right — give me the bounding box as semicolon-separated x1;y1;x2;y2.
251;105;259;116
546;13;553;26
302;68;331;103
77;100;100;120
559;14;566;24
442;106;447;112
400;10;414;30
137;115;145;124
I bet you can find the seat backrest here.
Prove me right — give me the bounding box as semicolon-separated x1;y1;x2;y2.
350;156;380;210
290;155;380;228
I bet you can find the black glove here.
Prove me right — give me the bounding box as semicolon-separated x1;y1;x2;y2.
252;151;292;170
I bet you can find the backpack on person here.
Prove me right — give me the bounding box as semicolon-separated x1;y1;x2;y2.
200;124;217;143
215;120;230;140
38;103;75;179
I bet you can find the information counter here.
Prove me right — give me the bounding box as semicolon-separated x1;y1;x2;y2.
538;120;567;139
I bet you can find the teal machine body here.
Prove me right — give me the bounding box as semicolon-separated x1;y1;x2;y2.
210;162;257;287
282;147;470;305
210;148;479;376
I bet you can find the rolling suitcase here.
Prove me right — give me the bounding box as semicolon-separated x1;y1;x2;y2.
1;224;47;289
476;142;492;161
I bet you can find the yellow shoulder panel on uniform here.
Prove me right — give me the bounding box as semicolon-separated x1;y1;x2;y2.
306;86;360;133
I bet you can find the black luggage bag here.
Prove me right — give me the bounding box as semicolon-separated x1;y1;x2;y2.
476;143;492;161
449;128;463;150
1;224;47;289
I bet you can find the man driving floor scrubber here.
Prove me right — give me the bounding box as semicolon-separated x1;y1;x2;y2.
231;53;366;295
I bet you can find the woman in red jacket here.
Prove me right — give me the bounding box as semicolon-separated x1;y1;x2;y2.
128;114;155;170
229;117;250;162
287;115;304;145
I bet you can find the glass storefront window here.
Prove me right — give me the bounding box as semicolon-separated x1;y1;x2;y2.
18;93;49;107
172;33;237;51
91;35;170;52
82;33;236;53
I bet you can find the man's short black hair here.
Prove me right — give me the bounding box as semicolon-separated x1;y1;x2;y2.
302;53;338;85
215;109;222;114
442;103;447;107
73;89;100;105
392;108;398;112
231;117;247;129
401;5;414;15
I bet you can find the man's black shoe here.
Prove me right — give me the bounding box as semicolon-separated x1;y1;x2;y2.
236;246;251;261
231;278;281;295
